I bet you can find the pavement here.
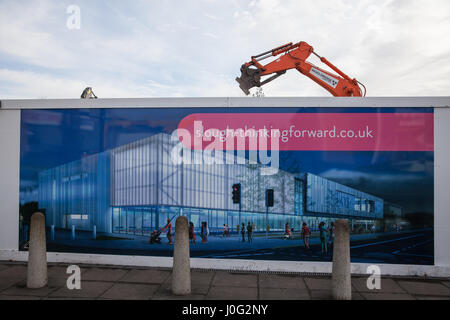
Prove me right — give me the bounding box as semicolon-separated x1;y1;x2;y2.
0;261;449;300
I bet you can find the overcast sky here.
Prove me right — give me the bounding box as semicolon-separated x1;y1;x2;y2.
1;0;449;99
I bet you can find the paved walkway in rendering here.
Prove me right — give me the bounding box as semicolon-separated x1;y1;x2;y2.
0;262;449;300
46;228;428;256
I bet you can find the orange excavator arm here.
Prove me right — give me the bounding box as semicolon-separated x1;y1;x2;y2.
236;41;366;97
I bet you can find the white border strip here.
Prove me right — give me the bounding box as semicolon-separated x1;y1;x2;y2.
1;250;449;278
2;97;449;276
1;96;450;109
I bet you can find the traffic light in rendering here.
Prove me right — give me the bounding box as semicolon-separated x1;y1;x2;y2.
266;189;274;207
232;183;241;204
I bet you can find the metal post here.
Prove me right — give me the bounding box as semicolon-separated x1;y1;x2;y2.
265;206;268;240
238;202;241;226
51;225;55;241
71;225;76;240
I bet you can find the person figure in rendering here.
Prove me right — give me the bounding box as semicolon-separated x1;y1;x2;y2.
200;222;205;242
222;224;227;238
189;221;196;244
247;222;253;243
201;221;209;243
301;222;310;250
241;222;246;242
328;221;335;250
319;221;328;255
162;218;173;245
284;222;291;239
149;229;162;244
226;224;230;237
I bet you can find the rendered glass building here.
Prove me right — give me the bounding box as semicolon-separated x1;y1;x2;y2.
39;133;383;235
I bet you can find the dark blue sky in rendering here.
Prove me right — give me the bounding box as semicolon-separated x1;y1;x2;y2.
20;107;433;214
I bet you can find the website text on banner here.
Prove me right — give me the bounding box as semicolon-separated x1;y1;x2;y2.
177;113;433;151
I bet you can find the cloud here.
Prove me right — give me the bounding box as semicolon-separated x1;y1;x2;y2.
0;69;153;99
391;160;434;175
1;0;449;98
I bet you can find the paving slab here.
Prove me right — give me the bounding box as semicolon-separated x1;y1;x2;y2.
206;286;258;300
259;287;310;300
0;277;24;292
397;280;450;296
47;266;73;279
49;281;114;299
259;274;307;289
100;283;159;300
211;272;258;288
415;296;450;300
352;277;406;293
47;277;69;287
304;277;332;291
351;292;365;300
152;293;206;300
157;270;214;290
43;297;89;300
0;294;41;300
118;269;171;284
82;268;129;282
2;283;58;297
0;265;27;279
0;265;10;272
190;271;215;286
309;289;332;300
160;277;210;295
361;292;415;300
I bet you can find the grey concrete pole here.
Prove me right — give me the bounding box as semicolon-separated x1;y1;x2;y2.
172;216;191;295
27;212;48;289
331;218;351;300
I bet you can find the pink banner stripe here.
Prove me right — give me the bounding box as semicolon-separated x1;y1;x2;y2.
177;113;434;151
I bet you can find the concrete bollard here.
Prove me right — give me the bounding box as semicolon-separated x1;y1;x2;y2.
71;225;76;240
51;225;55;241
331;219;351;300
172;216;191;295
27;212;48;289
93;225;97;240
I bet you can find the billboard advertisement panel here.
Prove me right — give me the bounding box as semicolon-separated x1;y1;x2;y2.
19;107;434;265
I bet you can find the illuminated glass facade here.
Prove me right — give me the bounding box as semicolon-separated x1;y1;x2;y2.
38;133;384;235
38;151;110;232
306;173;383;219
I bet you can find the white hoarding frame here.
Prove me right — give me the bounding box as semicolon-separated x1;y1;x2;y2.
1;97;449;277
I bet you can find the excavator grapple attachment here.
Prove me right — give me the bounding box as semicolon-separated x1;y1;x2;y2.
235;64;261;95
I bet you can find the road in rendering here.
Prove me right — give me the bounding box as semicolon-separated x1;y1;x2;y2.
44;228;433;265
200;229;433;265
